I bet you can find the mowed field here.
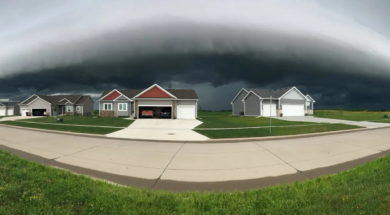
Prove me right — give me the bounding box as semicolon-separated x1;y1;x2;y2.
1;150;390;214
195;111;360;138
314;110;390;122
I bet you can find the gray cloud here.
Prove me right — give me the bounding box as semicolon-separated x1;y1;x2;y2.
1;1;390;110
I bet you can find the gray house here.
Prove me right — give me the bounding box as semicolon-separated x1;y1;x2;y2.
19;94;94;116
231;86;313;117
0;101;20;116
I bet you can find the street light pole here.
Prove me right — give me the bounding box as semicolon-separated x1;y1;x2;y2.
269;96;272;135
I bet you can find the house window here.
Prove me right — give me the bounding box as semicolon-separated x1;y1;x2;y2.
76;106;81;112
118;103;128;111
103;103;112;111
66;106;73;112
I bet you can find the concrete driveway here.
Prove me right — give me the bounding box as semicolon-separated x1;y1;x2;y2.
278;116;390;128
1;125;390;191
106;119;209;141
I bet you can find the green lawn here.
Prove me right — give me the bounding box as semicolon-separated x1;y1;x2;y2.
196;111;360;138
315;110;390;122
21;115;133;127
0;121;121;135
0;116;133;135
1;150;390;214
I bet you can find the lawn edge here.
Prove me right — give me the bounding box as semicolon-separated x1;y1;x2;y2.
0;122;388;143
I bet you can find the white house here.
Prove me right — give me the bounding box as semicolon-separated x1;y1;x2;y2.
231;86;314;117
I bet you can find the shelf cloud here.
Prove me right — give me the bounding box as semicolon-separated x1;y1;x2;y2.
1;0;390;109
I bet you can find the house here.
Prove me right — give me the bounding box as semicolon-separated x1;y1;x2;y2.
0;101;20;116
19;94;94;116
305;94;316;115
99;84;198;119
231;86;312;117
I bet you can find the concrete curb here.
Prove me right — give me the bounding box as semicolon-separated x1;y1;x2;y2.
1;123;389;144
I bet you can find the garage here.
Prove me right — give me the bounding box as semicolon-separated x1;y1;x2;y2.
282;104;305;116
139;106;172;118
0;108;5;116
177;101;196;119
6;109;14;116
21;109;29;116
262;103;277;117
32;109;47;116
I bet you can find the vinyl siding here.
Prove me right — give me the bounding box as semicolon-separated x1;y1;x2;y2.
99;101;132;117
81;98;94;116
282;89;306;100
244;93;261;116
21;97;52;116
280;99;306;105
232;90;247;115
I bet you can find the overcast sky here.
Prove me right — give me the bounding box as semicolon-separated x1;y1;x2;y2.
1;0;390;110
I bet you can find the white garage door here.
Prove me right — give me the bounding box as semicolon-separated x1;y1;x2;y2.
177;105;196;119
283;104;305;116
21;109;29;116
7;108;14;116
263;104;277;117
0;108;5;116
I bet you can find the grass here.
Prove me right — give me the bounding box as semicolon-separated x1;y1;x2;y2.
1;150;390;214
196;111;360;138
21;115;133;127
0;121;122;135
0;115;133;135
315;110;390;122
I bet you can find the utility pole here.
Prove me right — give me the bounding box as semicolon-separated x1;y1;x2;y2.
269;96;272;135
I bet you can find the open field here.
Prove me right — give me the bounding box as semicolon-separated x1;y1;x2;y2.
315;110;390;122
1;150;390;214
196;111;360;138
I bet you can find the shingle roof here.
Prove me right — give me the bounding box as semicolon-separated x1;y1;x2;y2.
0;101;19;107
250;87;292;98
20;95;38;105
75;96;92;105
100;88;198;100
167;89;198;99
22;95;91;105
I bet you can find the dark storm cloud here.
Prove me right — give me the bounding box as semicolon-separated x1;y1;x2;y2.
1;1;390;110
1;47;390;110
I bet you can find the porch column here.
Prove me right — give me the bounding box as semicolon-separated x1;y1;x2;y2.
134;100;139;119
172;100;177;119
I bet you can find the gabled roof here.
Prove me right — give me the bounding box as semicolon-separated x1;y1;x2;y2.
100;89;140;101
21;94;91;106
100;85;198;100
20;95;39;105
134;84;177;99
250;87;292;98
305;94;316;102
230;88;249;104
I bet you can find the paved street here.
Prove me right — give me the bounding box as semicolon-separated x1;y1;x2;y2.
1;125;390;189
